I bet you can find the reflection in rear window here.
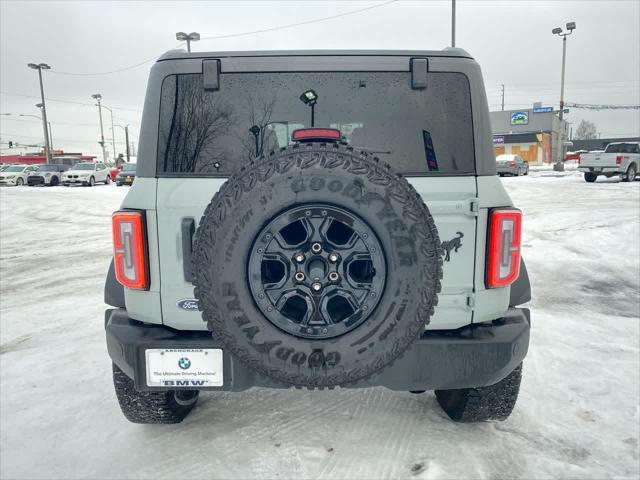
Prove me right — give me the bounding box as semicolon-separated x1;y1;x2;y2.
157;71;475;176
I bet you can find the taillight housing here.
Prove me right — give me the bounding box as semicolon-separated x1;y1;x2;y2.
112;210;149;290
291;128;341;142
508;161;516;167
486;208;522;288
616;155;623;165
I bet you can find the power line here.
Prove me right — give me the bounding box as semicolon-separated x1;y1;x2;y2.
0;116;100;127
1;132;130;144
46;0;398;77
565;103;640;110
0;91;142;114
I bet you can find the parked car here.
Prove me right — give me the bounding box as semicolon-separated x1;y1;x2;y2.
105;48;531;425
496;154;529;176
62;162;110;186
578;142;640;182
27;163;70;186
108;164;123;182
0;164;39;186
115;163;137;186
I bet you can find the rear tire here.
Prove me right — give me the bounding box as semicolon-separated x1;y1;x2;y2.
584;172;598;183
112;363;199;424
435;364;522;422
105;175;111;184
50;176;59;186
624;164;637;182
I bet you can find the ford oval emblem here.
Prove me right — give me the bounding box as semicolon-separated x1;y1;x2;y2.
176;298;199;311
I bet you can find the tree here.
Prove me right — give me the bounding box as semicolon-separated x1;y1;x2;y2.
575;120;598;140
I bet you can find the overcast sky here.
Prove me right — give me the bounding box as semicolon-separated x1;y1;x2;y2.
1;0;638;157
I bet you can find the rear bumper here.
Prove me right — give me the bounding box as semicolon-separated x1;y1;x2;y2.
105;307;530;392
496;167;518;175
578;166;621;174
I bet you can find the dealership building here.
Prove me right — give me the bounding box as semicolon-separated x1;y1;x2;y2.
490;106;568;165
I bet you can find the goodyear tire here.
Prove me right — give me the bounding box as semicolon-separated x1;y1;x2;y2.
193;143;442;388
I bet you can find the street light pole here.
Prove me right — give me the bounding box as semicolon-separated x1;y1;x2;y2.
175;31;200;52
559;34;567;122
103;105;116;161
451;0;456;47
27;63;52;163
91;94;107;163
500;84;505;111
552;22;576;172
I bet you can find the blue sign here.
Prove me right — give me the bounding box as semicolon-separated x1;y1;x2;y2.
533;106;553;113
510;111;529;125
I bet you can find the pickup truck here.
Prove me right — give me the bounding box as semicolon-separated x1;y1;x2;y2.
578;142;640;183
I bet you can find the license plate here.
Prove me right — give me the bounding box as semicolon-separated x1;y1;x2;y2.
145;348;223;387
593;168;602;172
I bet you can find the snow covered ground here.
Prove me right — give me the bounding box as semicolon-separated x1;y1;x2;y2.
1;171;638;480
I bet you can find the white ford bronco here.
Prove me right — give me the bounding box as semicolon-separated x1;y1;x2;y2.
104;49;531;424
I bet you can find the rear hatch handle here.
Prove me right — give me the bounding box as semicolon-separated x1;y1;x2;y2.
182;218;195;282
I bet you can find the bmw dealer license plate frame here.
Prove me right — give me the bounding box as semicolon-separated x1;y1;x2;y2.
145;348;223;387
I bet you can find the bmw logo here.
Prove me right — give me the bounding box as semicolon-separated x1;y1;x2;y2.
178;357;191;370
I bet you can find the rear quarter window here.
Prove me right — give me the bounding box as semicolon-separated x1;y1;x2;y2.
157;70;475;176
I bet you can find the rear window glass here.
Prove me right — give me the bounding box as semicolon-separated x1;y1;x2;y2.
605;143;639;154
157;71;475;176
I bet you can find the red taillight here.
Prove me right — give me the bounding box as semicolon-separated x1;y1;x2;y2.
291;128;341;142
508;161;517;167
112;210;148;290
486;209;522;288
616;155;623;165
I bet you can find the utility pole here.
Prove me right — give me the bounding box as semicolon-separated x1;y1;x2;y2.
500;84;505;111
115;124;131;162
451;0;456;47
124;125;130;162
552;21;576;171
48;122;53;151
27;63;52;163
91;94;107;163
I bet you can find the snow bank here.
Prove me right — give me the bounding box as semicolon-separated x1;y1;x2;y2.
1;175;638;479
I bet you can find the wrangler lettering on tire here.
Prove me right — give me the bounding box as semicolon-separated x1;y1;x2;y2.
192;143;443;387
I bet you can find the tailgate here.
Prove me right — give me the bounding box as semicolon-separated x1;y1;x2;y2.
156;177;477;331
580;153;617;167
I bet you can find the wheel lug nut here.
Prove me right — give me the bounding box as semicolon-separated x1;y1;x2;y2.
295;253;305;263
311;282;322;292
311;243;322;254
329;253;339;263
329;272;339;282
295;272;305;282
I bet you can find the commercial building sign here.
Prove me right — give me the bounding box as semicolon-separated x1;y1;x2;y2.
533;106;553;113
510;111;529;125
493;135;505;145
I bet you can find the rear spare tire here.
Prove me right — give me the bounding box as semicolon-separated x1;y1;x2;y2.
192;143;443;388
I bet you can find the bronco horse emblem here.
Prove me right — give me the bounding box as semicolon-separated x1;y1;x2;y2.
441;232;464;262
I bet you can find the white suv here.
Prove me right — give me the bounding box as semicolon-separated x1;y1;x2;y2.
62;162;110;186
0;164;39;186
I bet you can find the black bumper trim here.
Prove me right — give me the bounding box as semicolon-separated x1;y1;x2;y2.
105;308;530;392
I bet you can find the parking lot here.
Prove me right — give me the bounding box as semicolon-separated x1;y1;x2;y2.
0;170;638;479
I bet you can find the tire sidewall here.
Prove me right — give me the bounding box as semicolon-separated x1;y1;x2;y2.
194;145;442;387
